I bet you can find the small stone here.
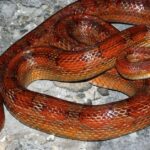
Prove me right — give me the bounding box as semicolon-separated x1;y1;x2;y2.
97;87;109;96
76;93;85;99
20;0;43;8
46;135;55;141
54;81;92;92
86;99;92;105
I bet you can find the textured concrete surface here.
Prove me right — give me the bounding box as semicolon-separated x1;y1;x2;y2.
0;0;150;150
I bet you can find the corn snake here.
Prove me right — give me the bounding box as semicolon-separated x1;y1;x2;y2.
0;0;150;141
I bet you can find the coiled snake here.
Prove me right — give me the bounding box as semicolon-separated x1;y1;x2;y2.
0;0;150;141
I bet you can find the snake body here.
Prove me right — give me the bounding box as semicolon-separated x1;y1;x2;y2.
0;0;150;141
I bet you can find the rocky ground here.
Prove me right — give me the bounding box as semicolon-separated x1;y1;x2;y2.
0;0;149;150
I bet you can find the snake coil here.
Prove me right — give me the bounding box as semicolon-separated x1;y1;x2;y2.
0;0;150;141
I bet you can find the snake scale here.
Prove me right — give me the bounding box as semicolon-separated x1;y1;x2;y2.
0;0;150;141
